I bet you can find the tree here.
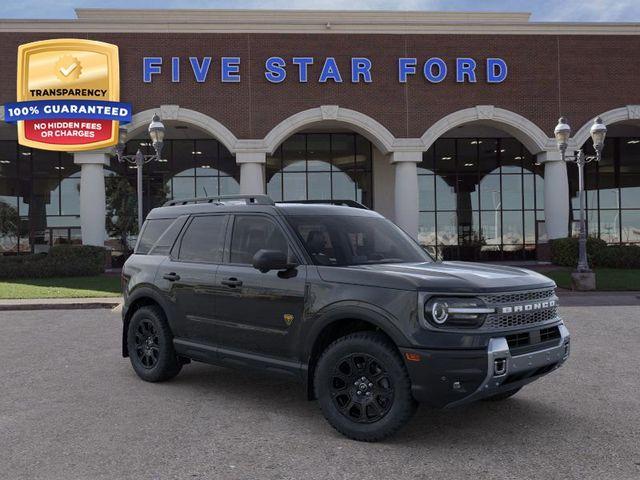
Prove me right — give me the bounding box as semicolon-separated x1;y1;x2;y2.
0;201;20;252
105;176;138;252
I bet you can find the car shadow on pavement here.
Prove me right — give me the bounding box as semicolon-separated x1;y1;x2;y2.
138;361;571;444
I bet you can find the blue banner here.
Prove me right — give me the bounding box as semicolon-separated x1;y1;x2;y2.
4;100;132;123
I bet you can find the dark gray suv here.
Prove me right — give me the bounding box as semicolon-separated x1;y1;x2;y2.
121;195;570;441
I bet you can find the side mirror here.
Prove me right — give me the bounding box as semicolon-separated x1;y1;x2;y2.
252;249;293;273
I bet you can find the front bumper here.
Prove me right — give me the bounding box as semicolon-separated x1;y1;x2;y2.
400;323;570;408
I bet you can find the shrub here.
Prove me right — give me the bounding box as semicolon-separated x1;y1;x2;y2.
550;237;640;268
0;245;106;279
594;244;640;268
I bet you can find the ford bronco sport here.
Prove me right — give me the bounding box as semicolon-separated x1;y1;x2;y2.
121;195;570;441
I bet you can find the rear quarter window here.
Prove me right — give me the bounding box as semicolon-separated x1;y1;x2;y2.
135;218;176;255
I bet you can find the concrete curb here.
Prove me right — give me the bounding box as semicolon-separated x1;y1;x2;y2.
0;297;122;311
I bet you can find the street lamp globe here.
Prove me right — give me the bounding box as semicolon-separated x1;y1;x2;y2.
148;114;165;156
554;117;571;153
116;125;127;156
590;116;607;154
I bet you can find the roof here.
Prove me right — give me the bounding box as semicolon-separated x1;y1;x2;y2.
0;9;638;35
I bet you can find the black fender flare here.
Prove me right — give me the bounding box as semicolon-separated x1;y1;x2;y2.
302;301;410;362
121;284;174;357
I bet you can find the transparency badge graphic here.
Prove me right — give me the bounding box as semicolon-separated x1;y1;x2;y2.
4;39;132;151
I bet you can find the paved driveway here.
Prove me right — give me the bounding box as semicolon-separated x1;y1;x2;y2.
1;306;639;480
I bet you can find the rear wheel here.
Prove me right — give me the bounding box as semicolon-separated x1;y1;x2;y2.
127;306;181;382
314;332;417;442
483;387;522;402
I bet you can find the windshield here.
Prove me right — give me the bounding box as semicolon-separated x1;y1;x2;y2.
286;215;432;266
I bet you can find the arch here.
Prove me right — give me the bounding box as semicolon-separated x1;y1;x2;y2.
572;105;640;148
420;105;552;154
127;105;239;154
263;106;396;155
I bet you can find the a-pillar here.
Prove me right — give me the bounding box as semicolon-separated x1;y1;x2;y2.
237;151;266;195
538;151;569;239
73;150;110;246
391;151;421;239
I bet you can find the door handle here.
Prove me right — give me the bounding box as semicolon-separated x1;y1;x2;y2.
162;272;181;282
221;277;243;288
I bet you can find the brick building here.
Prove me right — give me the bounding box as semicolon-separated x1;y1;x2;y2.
0;9;639;260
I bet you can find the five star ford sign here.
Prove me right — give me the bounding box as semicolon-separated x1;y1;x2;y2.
3;39;132;152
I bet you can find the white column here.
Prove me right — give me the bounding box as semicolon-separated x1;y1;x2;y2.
237;152;266;195
74;151;110;246
538;151;569;239
391;151;421;239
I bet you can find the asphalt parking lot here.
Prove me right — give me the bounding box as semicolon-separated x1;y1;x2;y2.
1;306;639;480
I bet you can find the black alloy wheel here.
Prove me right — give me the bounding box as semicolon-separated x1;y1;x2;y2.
330;353;394;423
315;332;417;442
133;319;160;369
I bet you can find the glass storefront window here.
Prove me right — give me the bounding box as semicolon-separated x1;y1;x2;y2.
568;137;640;245
266;133;373;207
419;137;542;260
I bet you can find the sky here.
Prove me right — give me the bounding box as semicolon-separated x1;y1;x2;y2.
0;0;639;22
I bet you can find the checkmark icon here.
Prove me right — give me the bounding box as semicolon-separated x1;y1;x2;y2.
54;55;82;82
59;62;78;77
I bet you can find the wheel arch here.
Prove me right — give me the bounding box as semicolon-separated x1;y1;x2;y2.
303;304;409;400
121;286;171;358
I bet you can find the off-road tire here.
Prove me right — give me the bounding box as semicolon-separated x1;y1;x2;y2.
483;387;522;402
314;332;417;442
127;305;182;382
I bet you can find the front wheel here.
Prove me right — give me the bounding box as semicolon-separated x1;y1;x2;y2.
314;332;417;442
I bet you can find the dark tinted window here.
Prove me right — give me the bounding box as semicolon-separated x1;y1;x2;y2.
288;215;431;266
136;218;174;254
230;215;291;264
178;215;227;263
148;216;188;255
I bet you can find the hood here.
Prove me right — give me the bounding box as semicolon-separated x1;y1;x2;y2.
316;261;555;293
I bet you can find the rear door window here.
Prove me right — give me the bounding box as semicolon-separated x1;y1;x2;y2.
177;215;228;263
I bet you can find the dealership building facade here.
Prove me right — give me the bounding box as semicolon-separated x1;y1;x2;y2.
1;9;640;260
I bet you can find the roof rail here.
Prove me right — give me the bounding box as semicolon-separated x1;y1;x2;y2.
163;194;275;207
278;199;369;209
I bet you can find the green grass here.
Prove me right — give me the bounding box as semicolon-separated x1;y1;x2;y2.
0;275;121;299
542;268;640;291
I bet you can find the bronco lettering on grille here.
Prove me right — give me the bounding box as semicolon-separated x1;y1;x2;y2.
500;299;556;314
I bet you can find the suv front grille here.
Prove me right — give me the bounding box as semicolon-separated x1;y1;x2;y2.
484;306;559;330
479;288;555;305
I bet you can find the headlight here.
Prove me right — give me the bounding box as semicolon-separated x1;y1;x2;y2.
423;297;494;329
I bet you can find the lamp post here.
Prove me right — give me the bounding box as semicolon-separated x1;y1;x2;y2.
113;114;166;232
553;116;607;274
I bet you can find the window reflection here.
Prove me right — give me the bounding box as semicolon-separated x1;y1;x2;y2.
568;137;640;244
266;133;373;207
419;137;542;260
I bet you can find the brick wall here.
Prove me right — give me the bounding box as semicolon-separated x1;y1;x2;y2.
1;32;638;140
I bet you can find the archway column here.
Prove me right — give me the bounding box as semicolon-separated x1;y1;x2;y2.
237;151;266;195
73;150;110;246
538;151;569;239
391;150;422;239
